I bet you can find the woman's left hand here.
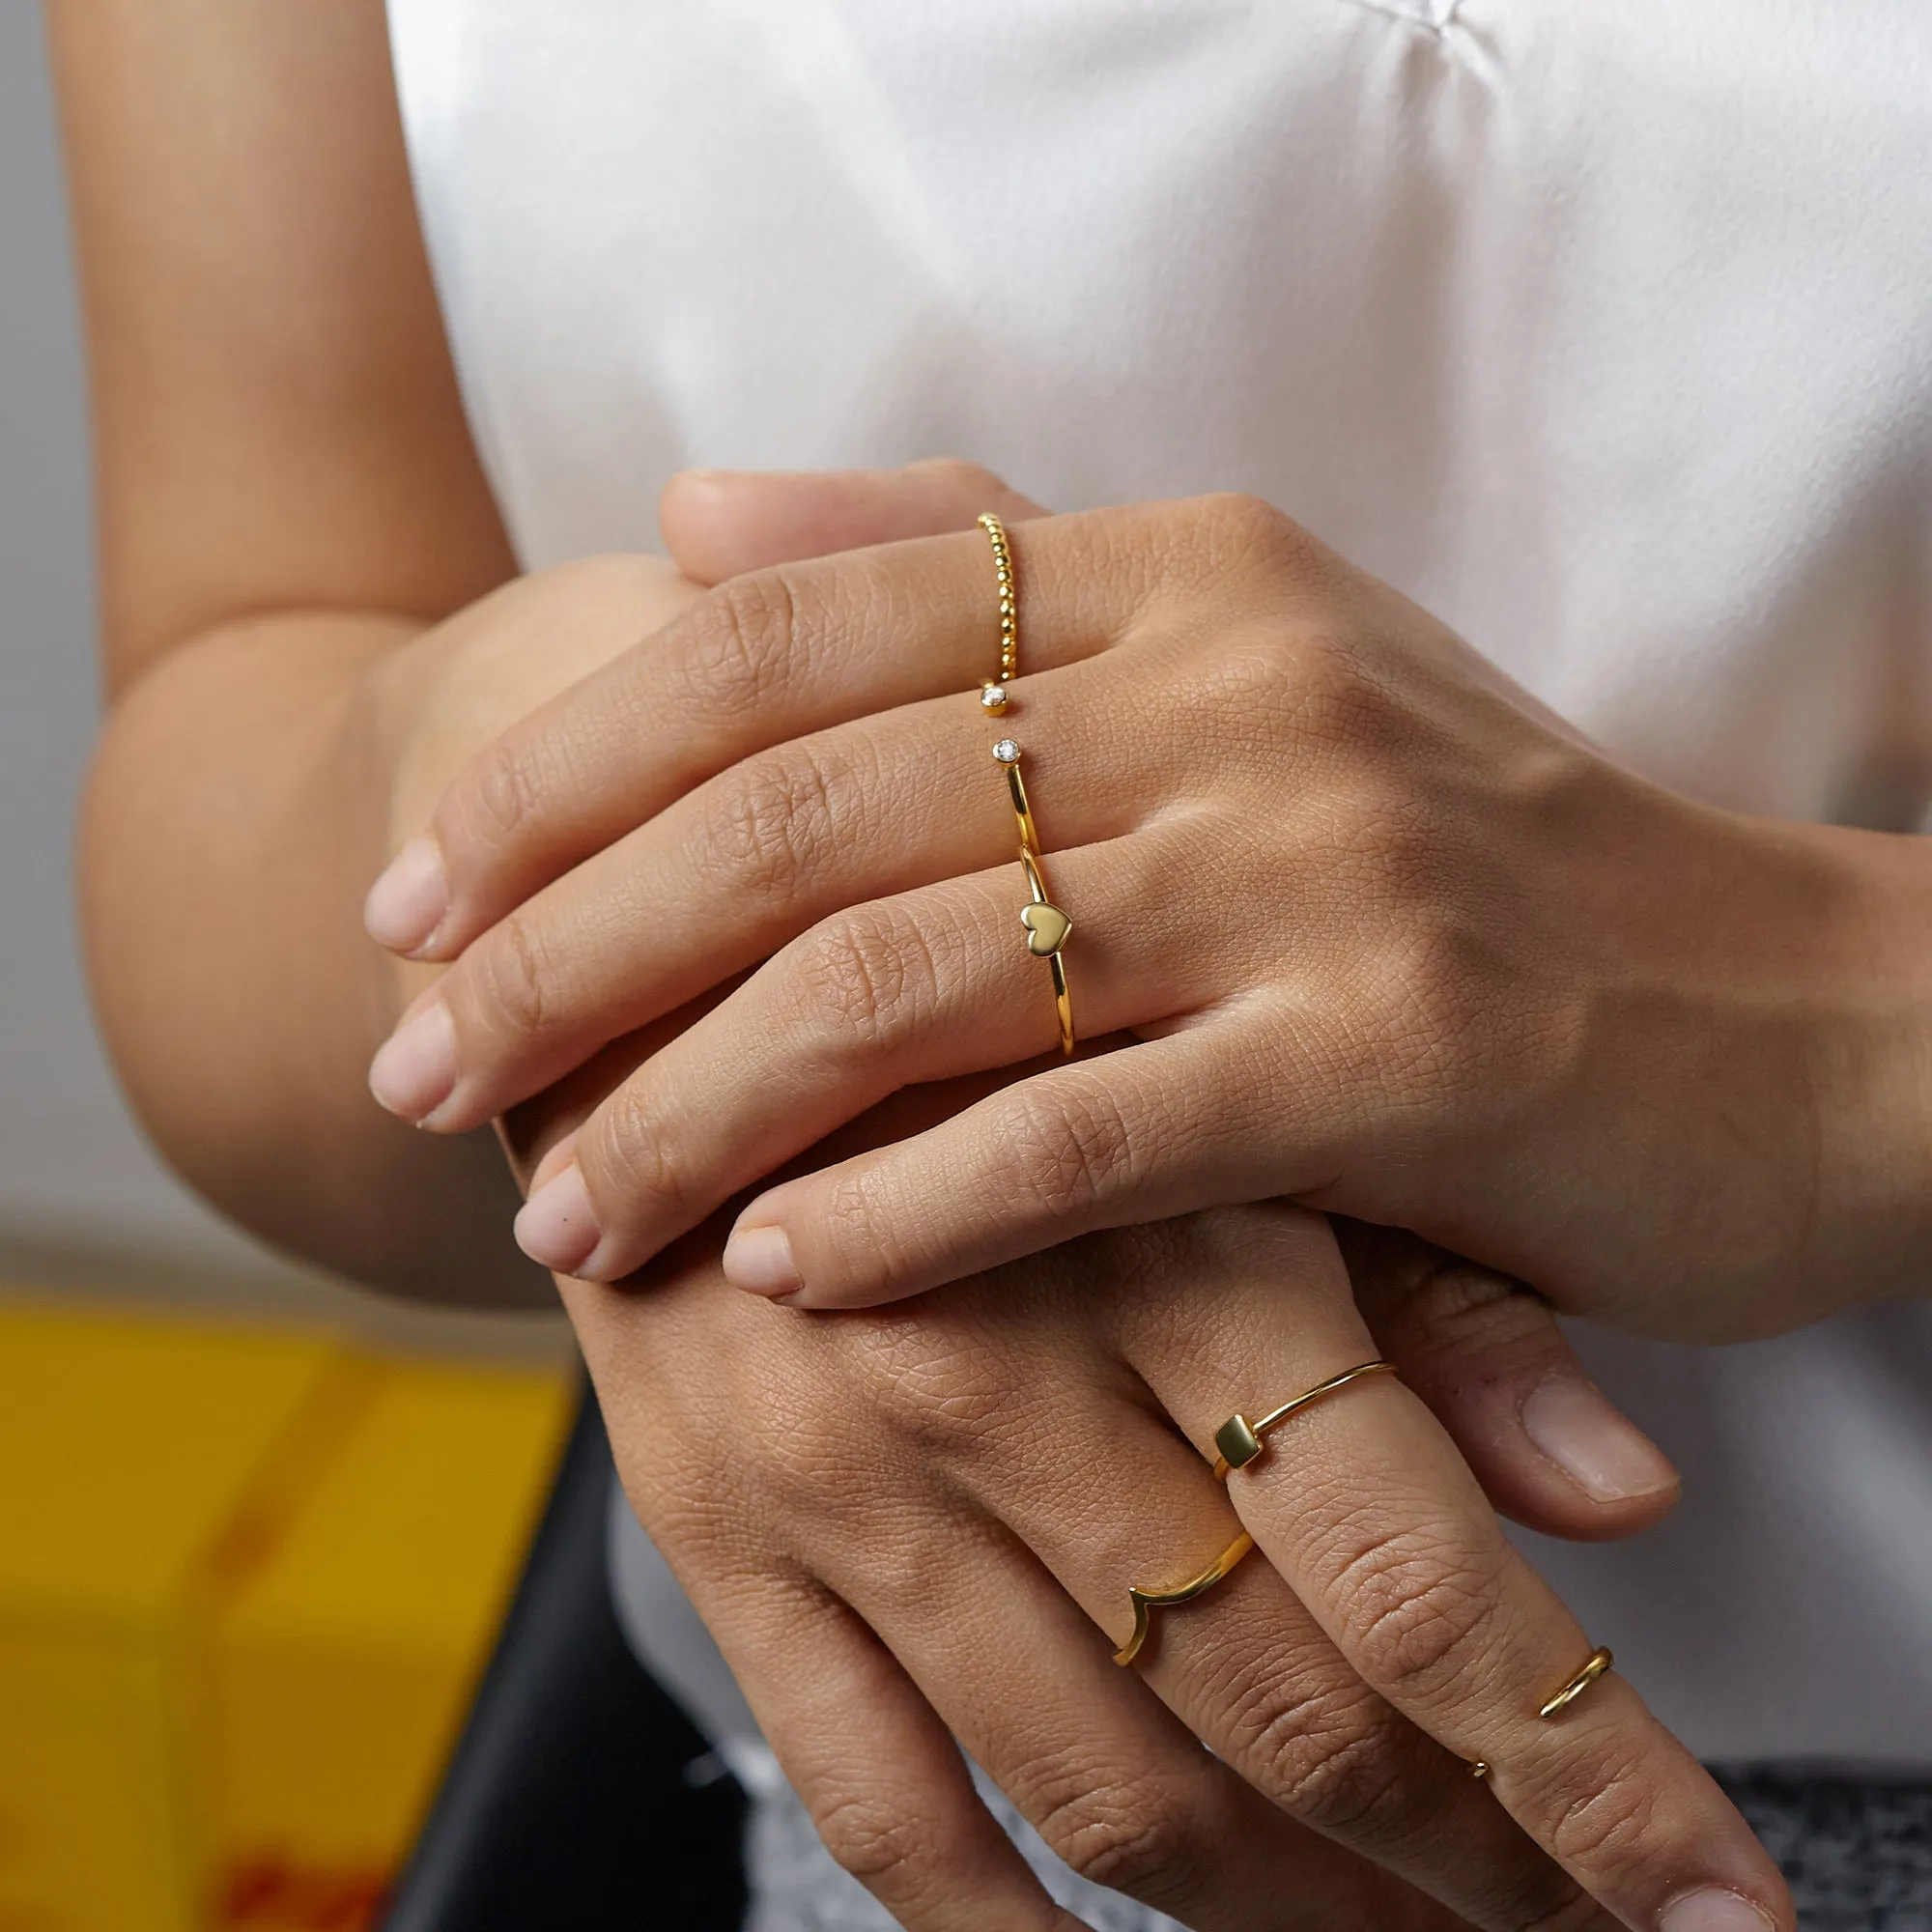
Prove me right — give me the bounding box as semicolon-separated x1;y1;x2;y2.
367;467;1932;1340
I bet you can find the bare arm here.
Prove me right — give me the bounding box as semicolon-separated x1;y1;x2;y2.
53;0;551;1298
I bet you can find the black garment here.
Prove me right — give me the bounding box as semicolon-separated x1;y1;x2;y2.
1712;1769;1932;1932
381;1386;747;1932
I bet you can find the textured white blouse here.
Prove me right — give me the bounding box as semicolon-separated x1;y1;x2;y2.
387;4;1932;1889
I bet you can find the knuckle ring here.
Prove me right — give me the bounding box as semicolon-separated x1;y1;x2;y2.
1113;1529;1256;1668
1210;1359;1400;1480
1467;1643;1616;1780
977;513;1075;1057
1537;1643;1615;1719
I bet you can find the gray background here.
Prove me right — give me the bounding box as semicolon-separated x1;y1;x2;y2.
0;8;562;1352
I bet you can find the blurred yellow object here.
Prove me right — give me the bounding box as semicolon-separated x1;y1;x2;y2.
0;1299;572;1932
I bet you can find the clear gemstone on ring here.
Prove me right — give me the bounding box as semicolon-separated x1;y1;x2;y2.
980;684;1009;710
992;738;1021;764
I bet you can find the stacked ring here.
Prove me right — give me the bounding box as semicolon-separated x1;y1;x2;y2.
977;513;1075;1057
977;511;1019;709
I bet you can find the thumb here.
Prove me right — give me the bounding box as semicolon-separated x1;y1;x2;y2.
1338;1222;1682;1544
660;458;1051;585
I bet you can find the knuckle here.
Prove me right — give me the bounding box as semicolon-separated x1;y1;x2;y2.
1281;629;1391;753
1321;1520;1504;1702
458;735;548;859
809;1791;934;1889
671;568;803;719
702;742;839;901
1033;1771;1203;1905
839;1317;1024;1458
1236;1680;1419;1838
1188;492;1326;583
584;1081;695;1230
999;1074;1144;1222
469;908;556;1041
815;1159;942;1290
788;902;942;1059
1539;1752;1664;1872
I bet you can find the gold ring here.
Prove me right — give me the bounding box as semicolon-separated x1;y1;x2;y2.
1470;1645;1615;1785
975;517;1073;1056
1211;1360;1399;1480
1113;1530;1256;1667
992;743;1075;1056
977;512;1018;711
1538;1645;1614;1719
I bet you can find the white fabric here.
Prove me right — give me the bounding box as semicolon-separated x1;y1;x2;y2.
386;0;1932;1890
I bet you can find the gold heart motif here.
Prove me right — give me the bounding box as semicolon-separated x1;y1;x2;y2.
1020;901;1072;957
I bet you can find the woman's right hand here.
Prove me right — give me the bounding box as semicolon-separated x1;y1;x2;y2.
530;1100;1787;1930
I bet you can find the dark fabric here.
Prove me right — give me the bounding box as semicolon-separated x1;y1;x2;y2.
381;1383;748;1932
1712;1768;1932;1932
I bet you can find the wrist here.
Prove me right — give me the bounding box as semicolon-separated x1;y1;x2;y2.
1793;819;1932;1311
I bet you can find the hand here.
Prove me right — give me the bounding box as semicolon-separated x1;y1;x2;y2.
525;1129;1785;1930
364;467;1680;1534
369;467;1932;1340
384;476;1773;1924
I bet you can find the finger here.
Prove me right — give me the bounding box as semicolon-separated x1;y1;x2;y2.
1115;1207;1794;1932
370;654;1194;1135
660;458;1049;584
507;847;1231;1284
375;496;1289;960
933;1351;1610;1929
1340;1224;1682;1542
810;1507;1463;1931
670;1567;1094;1931
710;1020;1285;1307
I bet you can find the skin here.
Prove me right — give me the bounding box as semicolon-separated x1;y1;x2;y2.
375;479;1932;1345
52;2;1792;1926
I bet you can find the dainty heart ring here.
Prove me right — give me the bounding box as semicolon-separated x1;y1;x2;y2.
1210;1360;1400;1480
1113;1529;1256;1667
993;739;1075;1056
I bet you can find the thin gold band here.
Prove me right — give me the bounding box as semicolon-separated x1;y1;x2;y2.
1467;1644;1616;1778
1113;1531;1257;1667
1538;1645;1615;1719
1210;1360;1400;1481
977;512;1018;708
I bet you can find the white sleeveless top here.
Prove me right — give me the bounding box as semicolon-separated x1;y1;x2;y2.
388;0;1932;1781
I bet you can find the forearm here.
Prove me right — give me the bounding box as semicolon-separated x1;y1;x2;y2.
81;605;544;1304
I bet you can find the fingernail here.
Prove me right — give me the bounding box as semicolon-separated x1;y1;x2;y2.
514;1164;603;1276
723;1223;800;1297
368;1002;458;1122
1660;1889;1777;1932
1522;1376;1679;1502
364;836;449;953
